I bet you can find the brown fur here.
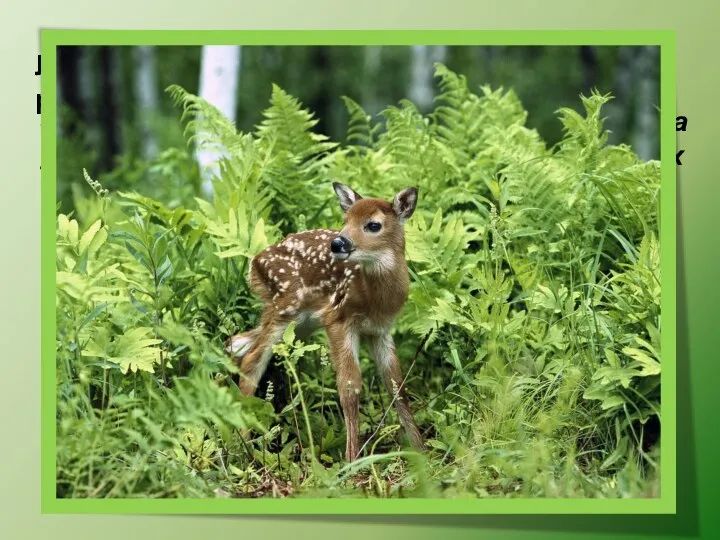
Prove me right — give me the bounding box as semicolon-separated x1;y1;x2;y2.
225;184;423;461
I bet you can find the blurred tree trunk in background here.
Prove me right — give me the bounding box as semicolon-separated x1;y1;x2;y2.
98;46;121;172
56;60;63;138
605;47;635;149
408;46;447;113
57;47;81;136
362;46;383;118
632;46;659;161
78;48;100;156
604;46;659;161
133;46;159;160
196;45;242;197
480;46;496;79
307;47;332;136
579;46;598;91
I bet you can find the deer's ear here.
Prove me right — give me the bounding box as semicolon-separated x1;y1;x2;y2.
333;182;363;212
392;187;418;224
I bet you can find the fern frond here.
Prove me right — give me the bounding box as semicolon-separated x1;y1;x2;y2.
341;96;382;150
166;84;243;156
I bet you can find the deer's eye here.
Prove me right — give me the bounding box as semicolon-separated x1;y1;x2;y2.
365;221;382;233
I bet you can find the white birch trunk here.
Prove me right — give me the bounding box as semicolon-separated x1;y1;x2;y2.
196;45;241;198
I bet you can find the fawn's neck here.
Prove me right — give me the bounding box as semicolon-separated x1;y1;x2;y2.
354;246;410;317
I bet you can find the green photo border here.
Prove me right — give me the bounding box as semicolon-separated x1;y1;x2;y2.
41;29;676;515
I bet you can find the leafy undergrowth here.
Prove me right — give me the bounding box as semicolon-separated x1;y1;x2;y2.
55;64;661;499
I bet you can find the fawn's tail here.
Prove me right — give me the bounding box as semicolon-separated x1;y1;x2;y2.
224;328;259;359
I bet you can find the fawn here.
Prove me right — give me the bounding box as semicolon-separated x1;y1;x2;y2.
225;182;424;461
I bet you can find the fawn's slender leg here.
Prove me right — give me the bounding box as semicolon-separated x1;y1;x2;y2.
235;311;285;396
368;332;424;451
326;321;362;461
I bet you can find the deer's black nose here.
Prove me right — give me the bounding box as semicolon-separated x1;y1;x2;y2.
331;236;353;254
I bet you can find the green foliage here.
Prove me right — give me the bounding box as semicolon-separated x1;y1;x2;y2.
55;64;661;499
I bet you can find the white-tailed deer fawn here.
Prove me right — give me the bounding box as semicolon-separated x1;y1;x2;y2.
225;182;424;461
